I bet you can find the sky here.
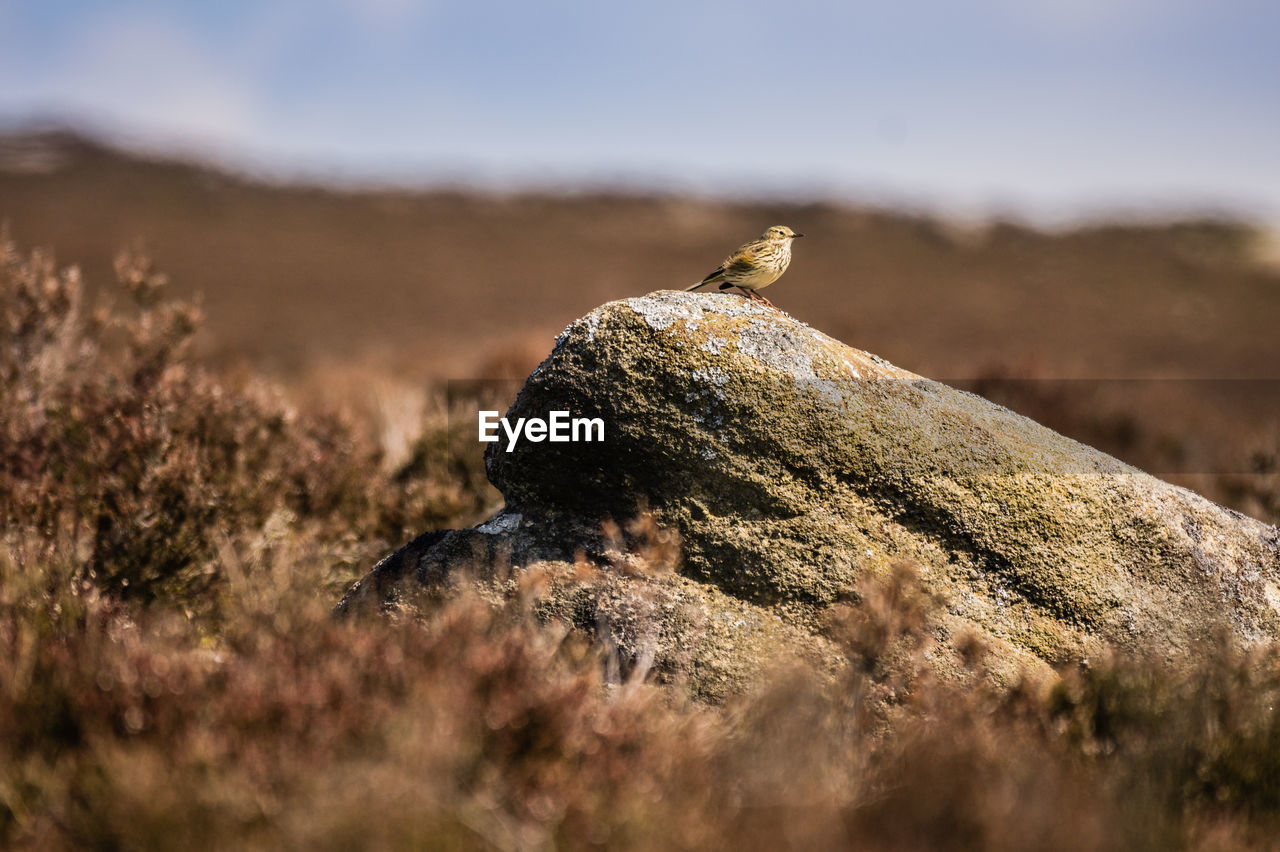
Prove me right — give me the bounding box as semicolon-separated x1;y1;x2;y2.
1;0;1278;222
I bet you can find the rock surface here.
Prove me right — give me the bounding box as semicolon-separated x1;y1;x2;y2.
338;291;1280;699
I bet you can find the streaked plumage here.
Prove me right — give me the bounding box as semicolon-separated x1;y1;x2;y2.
686;225;804;307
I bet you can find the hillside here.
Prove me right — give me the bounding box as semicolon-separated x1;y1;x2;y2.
2;129;1277;520
6;131;1280;849
2;129;1276;381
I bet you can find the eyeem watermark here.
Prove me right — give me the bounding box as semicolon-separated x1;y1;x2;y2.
479;410;605;452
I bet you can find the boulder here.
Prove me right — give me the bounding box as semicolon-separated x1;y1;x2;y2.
338;291;1280;699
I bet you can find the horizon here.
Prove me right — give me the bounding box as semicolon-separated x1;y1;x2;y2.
2;2;1277;226
5;120;1276;233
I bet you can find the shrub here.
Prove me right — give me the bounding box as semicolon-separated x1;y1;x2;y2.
1;237;493;610
6;235;1280;849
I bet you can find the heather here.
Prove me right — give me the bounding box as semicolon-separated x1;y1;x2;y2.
5;239;1280;849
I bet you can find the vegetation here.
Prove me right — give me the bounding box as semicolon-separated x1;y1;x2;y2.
4;237;1280;849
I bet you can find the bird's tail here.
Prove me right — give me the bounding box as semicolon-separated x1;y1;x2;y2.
687;270;722;291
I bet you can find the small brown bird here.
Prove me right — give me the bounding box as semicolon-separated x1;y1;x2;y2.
685;225;804;307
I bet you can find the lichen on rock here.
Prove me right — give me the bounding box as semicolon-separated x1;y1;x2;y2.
339;290;1280;700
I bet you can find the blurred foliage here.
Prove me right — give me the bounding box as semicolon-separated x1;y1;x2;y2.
4;238;1280;849
1;236;496;610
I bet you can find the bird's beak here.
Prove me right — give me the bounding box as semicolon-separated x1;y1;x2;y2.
793;233;805;238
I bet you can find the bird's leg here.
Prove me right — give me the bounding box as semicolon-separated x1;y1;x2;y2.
733;288;779;309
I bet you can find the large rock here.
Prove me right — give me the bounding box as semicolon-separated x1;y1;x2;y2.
339;291;1280;698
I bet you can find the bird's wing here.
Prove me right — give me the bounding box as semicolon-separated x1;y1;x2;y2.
721;239;767;274
696;237;767;286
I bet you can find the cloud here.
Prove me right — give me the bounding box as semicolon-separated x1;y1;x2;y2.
0;8;266;152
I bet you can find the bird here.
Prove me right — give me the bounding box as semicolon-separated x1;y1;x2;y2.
685;225;804;308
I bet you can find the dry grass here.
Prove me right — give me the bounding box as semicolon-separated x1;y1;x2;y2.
3;132;1277;526
5;238;1280;849
0;234;496;611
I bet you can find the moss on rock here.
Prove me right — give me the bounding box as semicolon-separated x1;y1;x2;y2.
340;291;1280;699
